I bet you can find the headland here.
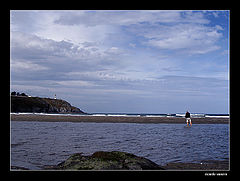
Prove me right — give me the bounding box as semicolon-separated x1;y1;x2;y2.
11;95;85;114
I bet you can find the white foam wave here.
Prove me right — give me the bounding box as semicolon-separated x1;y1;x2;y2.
10;112;86;116
145;115;165;117
205;115;229;118
107;114;128;117
92;114;107;116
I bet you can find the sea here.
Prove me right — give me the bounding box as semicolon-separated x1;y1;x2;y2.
10;112;229;170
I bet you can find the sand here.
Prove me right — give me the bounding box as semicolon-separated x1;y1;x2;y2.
10;114;229;124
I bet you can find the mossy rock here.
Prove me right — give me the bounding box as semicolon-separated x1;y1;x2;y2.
46;151;164;170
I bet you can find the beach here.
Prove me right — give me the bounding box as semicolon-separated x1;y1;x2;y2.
10;114;229;124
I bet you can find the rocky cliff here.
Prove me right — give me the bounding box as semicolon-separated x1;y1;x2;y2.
11;95;85;114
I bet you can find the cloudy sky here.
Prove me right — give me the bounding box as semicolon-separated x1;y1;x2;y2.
10;10;229;114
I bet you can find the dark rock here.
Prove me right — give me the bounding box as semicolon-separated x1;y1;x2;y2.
11;95;85;114
44;151;164;170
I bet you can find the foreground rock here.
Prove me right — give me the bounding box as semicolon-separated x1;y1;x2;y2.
44;151;164;170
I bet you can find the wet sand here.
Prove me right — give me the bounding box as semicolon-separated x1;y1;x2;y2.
10;114;229;124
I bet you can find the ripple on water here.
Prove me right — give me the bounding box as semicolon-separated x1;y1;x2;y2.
11;122;229;169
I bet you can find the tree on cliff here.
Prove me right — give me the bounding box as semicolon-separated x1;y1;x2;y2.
11;91;17;96
20;93;27;96
11;91;28;97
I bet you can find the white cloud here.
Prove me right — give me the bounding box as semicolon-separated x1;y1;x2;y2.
56;80;96;87
212;11;220;18
10;10;229;113
139;23;222;54
129;43;136;48
11;59;49;72
11;10;221;56
33;10;211;50
215;25;224;31
10;31;131;85
11;11;113;46
10;31;123;65
54;10;209;27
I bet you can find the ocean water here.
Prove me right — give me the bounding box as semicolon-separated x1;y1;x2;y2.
10;121;229;170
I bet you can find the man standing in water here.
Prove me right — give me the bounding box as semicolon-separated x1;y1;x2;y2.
185;111;192;127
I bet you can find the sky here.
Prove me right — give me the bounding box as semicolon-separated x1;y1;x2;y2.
10;10;229;114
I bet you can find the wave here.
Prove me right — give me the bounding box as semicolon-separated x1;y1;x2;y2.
145;115;166;117
10;112;86;116
205;115;229;118
107;114;128;117
92;113;141;117
11;112;35;115
92;114;107;116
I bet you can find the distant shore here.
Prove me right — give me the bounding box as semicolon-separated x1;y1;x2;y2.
10;114;229;124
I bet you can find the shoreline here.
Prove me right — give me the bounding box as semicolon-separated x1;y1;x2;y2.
10;114;229;124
